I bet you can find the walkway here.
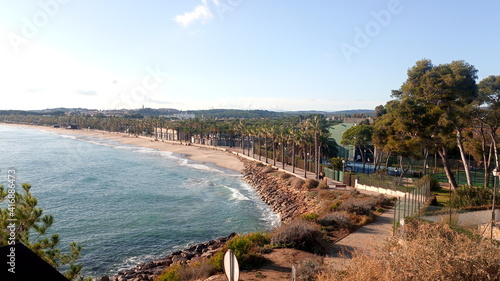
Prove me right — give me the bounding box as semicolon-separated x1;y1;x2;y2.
228;147;396;270
323;207;395;270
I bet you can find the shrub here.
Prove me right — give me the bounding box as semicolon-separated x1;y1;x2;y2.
339;198;373;216
306;191;318;199
301;213;319;222
317;220;500;281
271;220;328;254
279;172;293;180
318;181;329;189
211;232;270;271
261;165;274;173
291;177;306;189
448;186;495;208
295;258;323;281
317;190;341;201
156;260;216;281
303;179;320;189
317;212;353;230
329;201;342;211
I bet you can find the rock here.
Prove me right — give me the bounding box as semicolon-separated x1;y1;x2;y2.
99;276;110;281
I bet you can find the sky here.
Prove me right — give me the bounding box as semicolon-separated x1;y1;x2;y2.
0;0;499;112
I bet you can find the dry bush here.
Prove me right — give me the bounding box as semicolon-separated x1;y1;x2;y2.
317;220;500;281
300;212;319;222
317;212;353;230
295;257;323;281
317;190;342;201
261;165;274;173
339;198;374;216
271;220;329;254
290;177;306;189
318;181;329;189
303;179;320;189
156;259;216;281
279;172;294;180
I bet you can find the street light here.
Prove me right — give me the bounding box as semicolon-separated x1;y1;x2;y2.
342;159;345;172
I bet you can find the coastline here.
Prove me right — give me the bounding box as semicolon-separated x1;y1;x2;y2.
1;123;245;173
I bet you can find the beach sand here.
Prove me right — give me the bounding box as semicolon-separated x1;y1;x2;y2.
3;124;245;173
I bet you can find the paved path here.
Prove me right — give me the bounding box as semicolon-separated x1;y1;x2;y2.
221;147;397;270
324;207;395;270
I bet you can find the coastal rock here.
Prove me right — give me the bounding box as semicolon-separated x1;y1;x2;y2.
242;161;316;221
104;233;236;281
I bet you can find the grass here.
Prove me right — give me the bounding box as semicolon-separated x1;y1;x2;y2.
432;187;452;207
431;170;494;187
317;219;500;281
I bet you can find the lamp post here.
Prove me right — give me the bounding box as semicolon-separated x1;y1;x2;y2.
342;159;345;172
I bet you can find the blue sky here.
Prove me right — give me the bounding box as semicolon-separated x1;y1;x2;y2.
1;0;499;111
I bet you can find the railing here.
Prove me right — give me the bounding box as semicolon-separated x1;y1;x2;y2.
393;179;431;235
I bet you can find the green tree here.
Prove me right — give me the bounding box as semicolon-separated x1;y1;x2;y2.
0;183;90;281
341;124;373;172
390;59;479;189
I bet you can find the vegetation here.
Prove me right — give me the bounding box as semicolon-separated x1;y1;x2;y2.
448;186;499;209
155;260;216;281
210;232;271;271
270;220;329;255
0;183;90;280
318;220;500;281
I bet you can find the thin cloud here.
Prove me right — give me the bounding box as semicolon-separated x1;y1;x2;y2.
76;90;97;96
175;0;214;27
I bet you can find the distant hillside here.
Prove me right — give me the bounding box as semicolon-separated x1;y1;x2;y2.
328;109;375;117
0;107;375;119
185;109;285;119
0;110;65;116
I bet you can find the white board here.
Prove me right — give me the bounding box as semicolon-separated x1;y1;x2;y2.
223;249;240;281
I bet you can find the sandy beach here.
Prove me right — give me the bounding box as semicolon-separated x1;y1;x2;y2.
2;123;245;173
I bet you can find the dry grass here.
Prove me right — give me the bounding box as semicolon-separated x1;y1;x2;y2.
271;220;329;255
303;179;320;189
318;220;500;281
290;177;306;189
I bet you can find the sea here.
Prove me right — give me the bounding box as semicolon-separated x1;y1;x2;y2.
0;125;280;277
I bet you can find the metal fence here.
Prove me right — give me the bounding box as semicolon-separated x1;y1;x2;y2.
393;180;431;234
357;173;413;192
323;167;344;182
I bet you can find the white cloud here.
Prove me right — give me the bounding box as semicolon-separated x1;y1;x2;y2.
175;0;214;27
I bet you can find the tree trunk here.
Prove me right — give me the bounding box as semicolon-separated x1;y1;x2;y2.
456;129;472;186
265;136;268;163
273;140;276;166
292;141;296;173
385;152;391;174
479;125;492;188
437;147;458;189
304;145;307;178
315;134;319;180
282;142;285;169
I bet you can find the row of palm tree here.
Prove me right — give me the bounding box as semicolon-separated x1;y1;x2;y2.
0;113;338;179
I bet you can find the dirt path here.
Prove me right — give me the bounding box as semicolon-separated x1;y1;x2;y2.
323;208;395;271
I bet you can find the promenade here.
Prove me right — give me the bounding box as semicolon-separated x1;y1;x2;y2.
225;146;395;271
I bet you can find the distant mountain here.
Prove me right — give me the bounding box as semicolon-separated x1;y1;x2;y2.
0;107;375;119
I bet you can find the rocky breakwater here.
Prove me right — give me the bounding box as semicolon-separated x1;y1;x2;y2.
101;233;236;281
242;161;316;221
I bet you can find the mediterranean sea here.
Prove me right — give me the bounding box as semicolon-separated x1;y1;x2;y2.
0;125;280;277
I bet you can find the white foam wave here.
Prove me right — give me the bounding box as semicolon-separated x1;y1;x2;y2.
225;186;250;201
59;134;78;140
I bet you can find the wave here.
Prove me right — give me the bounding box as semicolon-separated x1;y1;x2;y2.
224;185;250;201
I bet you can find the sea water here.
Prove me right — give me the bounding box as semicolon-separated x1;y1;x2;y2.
0;125;280;277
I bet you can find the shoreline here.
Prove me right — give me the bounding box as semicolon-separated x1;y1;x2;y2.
1;123;245;173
